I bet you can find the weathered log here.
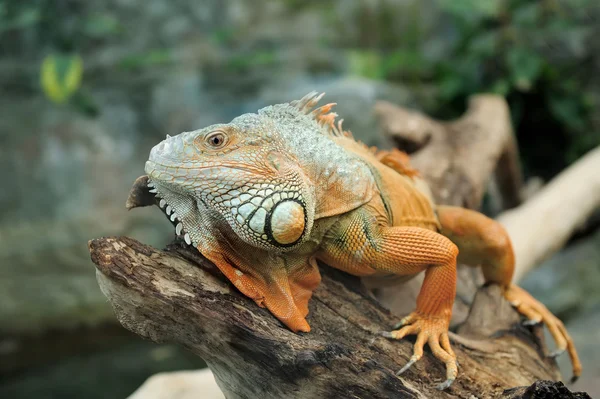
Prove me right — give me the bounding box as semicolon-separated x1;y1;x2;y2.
373;94;522;210
90;94;582;398
91;236;560;399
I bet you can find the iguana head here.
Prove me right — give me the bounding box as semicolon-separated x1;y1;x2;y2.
144;97;324;252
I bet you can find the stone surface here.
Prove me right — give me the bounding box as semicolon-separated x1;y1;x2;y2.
554;307;600;398
0;97;172;336
520;230;600;398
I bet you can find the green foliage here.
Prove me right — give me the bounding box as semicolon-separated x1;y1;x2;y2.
349;50;385;80
83;13;122;39
2;0;599;175
226;50;278;72
0;4;40;33
506;47;543;92
119;50;172;71
0;0;126;114
348;0;600;178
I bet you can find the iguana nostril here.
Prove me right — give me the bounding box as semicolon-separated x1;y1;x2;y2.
170;135;184;152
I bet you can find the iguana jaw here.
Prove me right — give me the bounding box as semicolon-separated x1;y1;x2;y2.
147;178;197;246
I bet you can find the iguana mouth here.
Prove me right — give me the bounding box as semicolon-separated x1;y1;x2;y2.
147;179;194;246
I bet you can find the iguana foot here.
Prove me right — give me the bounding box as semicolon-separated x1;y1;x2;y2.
504;284;582;382
382;312;457;390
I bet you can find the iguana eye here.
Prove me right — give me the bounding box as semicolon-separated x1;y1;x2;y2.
206;131;227;148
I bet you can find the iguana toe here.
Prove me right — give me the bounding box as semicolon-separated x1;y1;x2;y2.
505;284;582;381
383;312;457;390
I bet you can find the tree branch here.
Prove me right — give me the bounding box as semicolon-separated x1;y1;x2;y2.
497;146;600;282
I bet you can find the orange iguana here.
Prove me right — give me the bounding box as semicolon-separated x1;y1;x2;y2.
132;92;580;390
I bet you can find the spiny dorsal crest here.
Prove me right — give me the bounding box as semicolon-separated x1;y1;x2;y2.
290;91;354;139
290;91;420;178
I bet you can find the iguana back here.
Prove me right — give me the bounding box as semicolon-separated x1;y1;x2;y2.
332;135;440;231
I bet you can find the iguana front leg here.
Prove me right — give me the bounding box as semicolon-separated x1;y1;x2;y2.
436;205;582;381
318;208;460;390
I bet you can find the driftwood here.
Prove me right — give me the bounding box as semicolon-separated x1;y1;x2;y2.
373;95;522;210
497;146;600;281
91;95;584;398
91;237;560;399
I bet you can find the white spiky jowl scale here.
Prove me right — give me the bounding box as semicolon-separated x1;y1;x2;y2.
147;179;192;246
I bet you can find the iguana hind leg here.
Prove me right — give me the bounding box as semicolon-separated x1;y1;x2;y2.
436;205;582;381
318;209;459;390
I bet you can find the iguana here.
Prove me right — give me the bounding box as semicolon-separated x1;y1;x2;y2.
129;92;581;390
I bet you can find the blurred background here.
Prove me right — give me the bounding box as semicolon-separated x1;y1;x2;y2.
1;0;599;397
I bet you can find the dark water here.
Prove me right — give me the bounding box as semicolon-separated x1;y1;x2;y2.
0;339;206;399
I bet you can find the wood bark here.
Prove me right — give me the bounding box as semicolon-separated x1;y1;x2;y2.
90;95;585;398
373;95;523;210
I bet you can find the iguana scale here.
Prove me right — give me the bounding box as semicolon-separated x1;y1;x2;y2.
130;92;581;390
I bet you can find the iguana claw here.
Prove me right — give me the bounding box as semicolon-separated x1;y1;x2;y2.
437;378;455;391
395;357;417;376
505;284;582;381
549;348;566;359
522;318;542;326
384;312;457;389
392;314;415;330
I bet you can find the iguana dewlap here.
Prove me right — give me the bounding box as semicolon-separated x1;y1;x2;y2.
130;92;581;390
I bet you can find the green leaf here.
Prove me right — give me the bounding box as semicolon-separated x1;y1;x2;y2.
506;48;543;92
438;71;464;100
40;53;84;104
